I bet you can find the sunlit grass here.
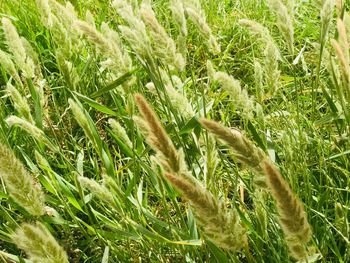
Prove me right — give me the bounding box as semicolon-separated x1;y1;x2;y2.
0;0;349;262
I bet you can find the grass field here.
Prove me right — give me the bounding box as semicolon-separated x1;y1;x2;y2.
0;0;349;262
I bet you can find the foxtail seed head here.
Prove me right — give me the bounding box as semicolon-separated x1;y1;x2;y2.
78;176;115;205
170;0;187;36
184;3;220;53
199;119;265;169
6;82;34;123
164;172;247;251
140;2;185;71
134;95;246;250
134;94;180;172
0;144;45;216
108;119;133;149
6;116;57;151
267;0;294;54
0;49;22;85
320;0;335;45
2;18;34;78
261;160;312;260
12;221;69;263
199;118;267;187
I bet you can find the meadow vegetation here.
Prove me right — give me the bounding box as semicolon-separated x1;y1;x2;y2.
0;0;349;262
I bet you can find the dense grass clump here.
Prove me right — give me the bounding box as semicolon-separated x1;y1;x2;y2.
0;0;349;262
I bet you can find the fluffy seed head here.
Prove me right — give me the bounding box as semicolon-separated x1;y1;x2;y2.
2;18;26;68
48;0;78;26
6;116;55;151
331;39;350;95
170;0;187;36
2;18;34;78
12;221;69;262
239;19;280;59
133;95;246;250
0;49;22;85
320;0;335;44
134;94;180;172
113;0;152;59
267;0;294;54
78;176;115;204
200;118;267;187
210;70;255;119
0;144;45;216
261;160;312;260
140;2;185;71
152;72;194;119
69;98;94;139
36;0;53;27
164;172;247;250
85;10;95;27
206;60;215;79
336;18;349;65
108;119;133;148
75;20;110;53
200;119;265;169
184;5;220;53
6;82;34;123
264;42;280;95
254;60;264;102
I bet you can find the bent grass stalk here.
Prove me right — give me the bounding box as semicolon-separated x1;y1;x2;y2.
0;0;347;261
134;94;246;251
200;118;313;260
261;160;313;260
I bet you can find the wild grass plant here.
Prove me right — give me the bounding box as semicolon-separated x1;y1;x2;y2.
0;0;349;262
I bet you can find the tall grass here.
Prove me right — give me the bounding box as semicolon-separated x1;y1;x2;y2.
0;0;349;262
